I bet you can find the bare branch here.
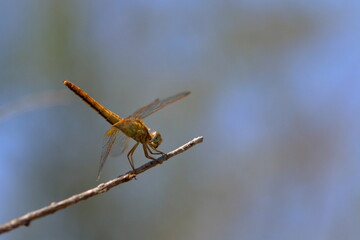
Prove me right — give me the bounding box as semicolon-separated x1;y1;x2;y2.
0;136;203;235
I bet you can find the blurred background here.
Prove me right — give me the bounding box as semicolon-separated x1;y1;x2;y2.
1;0;360;239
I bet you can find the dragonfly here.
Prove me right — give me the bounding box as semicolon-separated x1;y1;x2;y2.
63;80;190;179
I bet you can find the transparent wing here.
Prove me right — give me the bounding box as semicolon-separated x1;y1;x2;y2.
128;91;190;119
110;133;130;157
97;127;121;180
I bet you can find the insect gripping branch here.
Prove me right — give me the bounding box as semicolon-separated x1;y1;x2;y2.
63;80;191;179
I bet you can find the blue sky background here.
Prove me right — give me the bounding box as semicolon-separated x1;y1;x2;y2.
1;1;360;239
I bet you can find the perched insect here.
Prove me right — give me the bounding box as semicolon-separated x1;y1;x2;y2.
64;81;190;179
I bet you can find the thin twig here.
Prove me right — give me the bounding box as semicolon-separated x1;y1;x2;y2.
0;136;203;235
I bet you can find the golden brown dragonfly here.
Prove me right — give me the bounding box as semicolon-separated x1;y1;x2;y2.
64;80;190;179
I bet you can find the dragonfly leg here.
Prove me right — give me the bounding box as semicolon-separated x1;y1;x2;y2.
127;142;139;171
142;144;162;164
147;144;165;155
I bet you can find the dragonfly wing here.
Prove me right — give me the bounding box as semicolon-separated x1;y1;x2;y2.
97;127;120;180
110;133;131;157
129;91;190;119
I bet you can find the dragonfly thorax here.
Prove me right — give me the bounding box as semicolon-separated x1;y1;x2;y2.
149;131;162;149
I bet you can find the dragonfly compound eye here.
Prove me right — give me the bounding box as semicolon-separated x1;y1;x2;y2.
149;131;162;149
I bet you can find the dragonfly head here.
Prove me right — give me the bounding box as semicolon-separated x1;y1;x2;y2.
149;131;162;149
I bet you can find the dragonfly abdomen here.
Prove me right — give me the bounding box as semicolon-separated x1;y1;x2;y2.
64;80;121;125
